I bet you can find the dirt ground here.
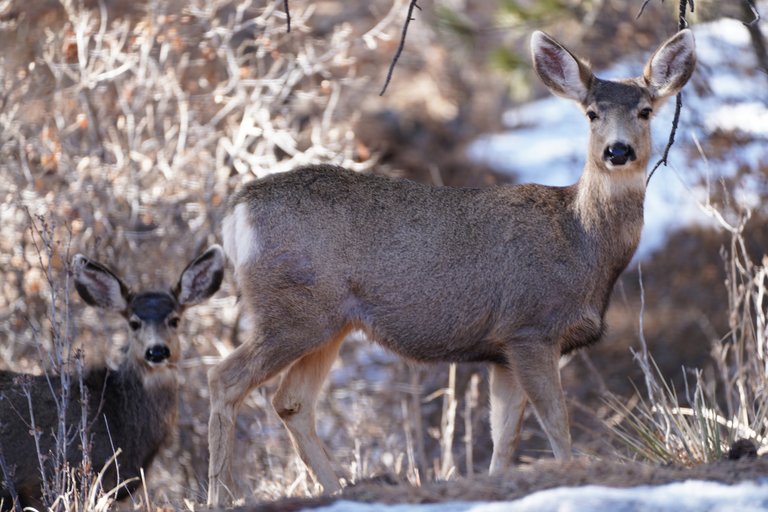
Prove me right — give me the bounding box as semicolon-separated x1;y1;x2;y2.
236;455;768;511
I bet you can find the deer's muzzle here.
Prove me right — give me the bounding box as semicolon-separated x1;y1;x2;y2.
145;345;171;363
603;142;637;166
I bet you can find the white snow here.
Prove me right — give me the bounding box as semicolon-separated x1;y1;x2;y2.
309;479;768;512
705;102;768;136
469;17;768;259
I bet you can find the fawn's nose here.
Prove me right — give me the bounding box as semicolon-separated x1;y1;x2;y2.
145;345;171;363
603;142;637;166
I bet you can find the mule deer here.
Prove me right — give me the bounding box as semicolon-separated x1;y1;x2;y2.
0;246;224;510
207;30;695;504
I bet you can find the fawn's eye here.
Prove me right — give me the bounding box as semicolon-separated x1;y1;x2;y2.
587;110;599;122
128;319;142;331
639;107;652;120
168;317;180;329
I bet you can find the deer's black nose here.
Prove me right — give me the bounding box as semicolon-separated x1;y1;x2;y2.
145;345;171;363
603;142;636;166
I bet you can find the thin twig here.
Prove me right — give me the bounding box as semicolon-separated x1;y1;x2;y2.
635;0;656;20
646;93;682;184
637;0;694;29
681;0;694;28
284;0;291;32
439;363;457;478
380;0;421;96
0;448;22;512
646;0;692;185
743;0;761;26
463;373;479;477
636;264;656;406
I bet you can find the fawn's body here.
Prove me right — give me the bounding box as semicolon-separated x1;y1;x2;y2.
208;29;696;505
0;366;177;507
0;246;224;510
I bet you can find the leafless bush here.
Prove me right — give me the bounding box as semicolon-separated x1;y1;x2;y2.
0;0;447;505
0;213;125;511
607;201;768;465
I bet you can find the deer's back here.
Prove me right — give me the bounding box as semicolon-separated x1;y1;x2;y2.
228;165;621;361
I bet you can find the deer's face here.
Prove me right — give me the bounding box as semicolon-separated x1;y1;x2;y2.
125;292;183;369
582;79;655;172
531;29;695;177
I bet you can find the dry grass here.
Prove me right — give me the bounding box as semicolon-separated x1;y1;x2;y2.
606;199;768;465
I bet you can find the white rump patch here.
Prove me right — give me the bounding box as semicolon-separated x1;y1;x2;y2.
221;203;260;271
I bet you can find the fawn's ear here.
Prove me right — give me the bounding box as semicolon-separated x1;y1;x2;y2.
174;245;225;307
73;255;131;311
644;29;696;100
531;31;593;103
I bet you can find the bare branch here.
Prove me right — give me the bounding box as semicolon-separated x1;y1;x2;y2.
646;92;683;185
680;0;694;28
636;0;657;20
0;447;22;512
284;0;291;32
741;0;768;73
380;0;421;96
637;0;694;21
646;0;692;185
743;0;761;26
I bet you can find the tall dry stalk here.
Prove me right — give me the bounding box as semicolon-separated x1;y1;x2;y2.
711;209;767;444
24;213;89;509
439;363;457;479
463;373;480;476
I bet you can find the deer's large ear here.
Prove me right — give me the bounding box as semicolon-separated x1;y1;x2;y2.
531;31;593;103
644;29;696;100
174;245;225;307
73;255;131;311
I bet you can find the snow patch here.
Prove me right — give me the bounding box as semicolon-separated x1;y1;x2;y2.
310;480;768;512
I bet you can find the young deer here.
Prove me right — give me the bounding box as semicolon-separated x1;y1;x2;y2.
207;30;695;504
0;246;224;510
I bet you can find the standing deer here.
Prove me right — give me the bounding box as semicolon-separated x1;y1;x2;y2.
0;246;224;510
207;29;696;505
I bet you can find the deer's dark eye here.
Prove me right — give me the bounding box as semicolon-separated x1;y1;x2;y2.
639;107;652;120
168;317;180;329
587;110;599;122
128;319;142;331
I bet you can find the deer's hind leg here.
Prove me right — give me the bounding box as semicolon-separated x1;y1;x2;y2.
488;363;529;474
272;328;349;493
207;337;294;506
208;252;354;504
207;311;343;505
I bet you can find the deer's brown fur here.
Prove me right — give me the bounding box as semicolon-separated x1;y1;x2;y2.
207;29;696;505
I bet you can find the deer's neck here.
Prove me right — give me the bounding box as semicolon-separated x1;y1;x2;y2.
119;361;180;433
574;164;646;262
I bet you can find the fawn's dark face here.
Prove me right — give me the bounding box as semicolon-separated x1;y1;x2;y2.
125;292;183;367
73;246;225;375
